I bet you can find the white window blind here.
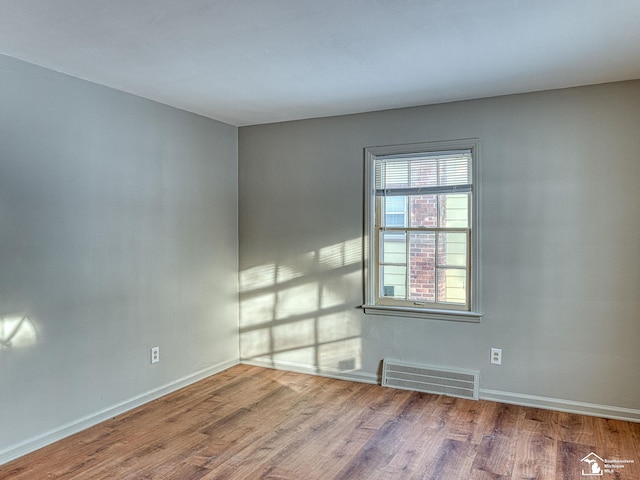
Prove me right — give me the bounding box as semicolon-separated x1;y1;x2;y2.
375;150;472;197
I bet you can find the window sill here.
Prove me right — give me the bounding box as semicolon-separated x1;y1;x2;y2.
362;304;482;323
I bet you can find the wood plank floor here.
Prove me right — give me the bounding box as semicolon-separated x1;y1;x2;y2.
1;364;639;479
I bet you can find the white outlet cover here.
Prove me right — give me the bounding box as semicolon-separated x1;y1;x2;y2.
151;347;160;364
490;348;502;365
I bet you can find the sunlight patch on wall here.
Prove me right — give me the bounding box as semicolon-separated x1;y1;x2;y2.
316;312;362;371
318;337;361;371
241;292;276;327
241;327;271;358
0;314;37;350
272;318;316;352
318;238;361;270
275;283;319;320
320;283;343;309
239;238;363;374
240;263;278;291
317;313;360;345
275;256;314;282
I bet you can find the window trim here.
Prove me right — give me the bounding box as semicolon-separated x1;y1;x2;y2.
363;139;482;322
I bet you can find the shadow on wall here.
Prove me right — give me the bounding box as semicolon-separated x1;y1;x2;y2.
239;238;363;375
0;314;37;350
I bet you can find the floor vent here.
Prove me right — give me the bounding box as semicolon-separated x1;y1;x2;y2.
382;359;479;400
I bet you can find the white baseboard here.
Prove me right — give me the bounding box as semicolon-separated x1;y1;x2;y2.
479;388;640;423
243;358;640;423
0;357;239;466
241;357;379;385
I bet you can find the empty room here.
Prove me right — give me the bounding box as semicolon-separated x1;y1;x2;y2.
1;1;639;479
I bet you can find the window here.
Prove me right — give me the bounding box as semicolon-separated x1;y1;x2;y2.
363;139;481;322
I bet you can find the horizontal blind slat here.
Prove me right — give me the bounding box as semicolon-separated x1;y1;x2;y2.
375;185;471;196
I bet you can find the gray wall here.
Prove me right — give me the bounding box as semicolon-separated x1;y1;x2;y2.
239;81;640;411
0;55;239;455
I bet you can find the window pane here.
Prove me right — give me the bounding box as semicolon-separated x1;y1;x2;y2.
381;265;406;298
385;195;406;212
380;231;407;263
409;194;437;228
408;232;436;302
439;193;469;228
385;213;405;227
437;268;466;304
437;232;467;267
384;196;407;227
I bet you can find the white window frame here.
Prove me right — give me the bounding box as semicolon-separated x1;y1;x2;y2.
363;139;482;323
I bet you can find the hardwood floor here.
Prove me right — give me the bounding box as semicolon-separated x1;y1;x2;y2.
2;364;639;479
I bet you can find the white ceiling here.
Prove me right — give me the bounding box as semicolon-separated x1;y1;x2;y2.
1;0;639;126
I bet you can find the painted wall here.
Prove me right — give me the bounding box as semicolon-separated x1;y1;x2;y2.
238;81;640;413
0;55;239;456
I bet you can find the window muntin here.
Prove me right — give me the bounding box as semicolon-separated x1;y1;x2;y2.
364;140;481;321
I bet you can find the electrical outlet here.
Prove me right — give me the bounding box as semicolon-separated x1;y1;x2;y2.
490;348;502;365
151;346;160;364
